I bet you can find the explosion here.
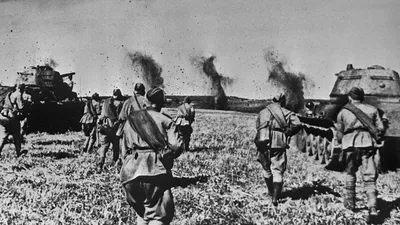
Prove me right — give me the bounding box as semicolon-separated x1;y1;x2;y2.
264;48;312;112
190;55;233;110
126;51;164;88
44;58;59;68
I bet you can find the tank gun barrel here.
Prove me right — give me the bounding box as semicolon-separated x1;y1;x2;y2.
61;72;76;78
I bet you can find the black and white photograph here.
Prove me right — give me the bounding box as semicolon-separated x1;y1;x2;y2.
0;0;399;224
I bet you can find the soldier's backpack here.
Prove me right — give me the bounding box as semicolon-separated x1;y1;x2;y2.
127;109;168;153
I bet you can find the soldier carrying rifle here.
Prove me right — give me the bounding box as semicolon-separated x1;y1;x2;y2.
120;87;184;225
335;87;385;223
96;89;124;173
117;83;147;161
80;92;101;153
254;94;301;206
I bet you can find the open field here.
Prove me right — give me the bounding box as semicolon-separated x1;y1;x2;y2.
0;109;399;225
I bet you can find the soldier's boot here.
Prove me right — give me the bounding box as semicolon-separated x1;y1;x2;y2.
96;158;105;173
264;177;274;197
82;138;90;153
365;181;378;223
272;182;283;207
0;137;6;156
343;175;356;211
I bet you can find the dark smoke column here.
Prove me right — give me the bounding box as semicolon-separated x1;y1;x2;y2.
191;56;231;110
126;51;164;88
264;49;309;112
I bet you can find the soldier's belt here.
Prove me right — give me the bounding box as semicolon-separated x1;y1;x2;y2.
344;128;369;135
272;128;285;132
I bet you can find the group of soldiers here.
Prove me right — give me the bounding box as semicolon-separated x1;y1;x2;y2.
255;86;385;223
80;84;195;224
80;83;384;224
0;81;386;224
79;83;196;174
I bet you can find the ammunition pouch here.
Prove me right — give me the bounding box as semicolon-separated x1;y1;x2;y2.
99;124;111;135
254;126;270;149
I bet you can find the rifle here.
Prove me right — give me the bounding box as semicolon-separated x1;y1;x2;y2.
171;175;209;188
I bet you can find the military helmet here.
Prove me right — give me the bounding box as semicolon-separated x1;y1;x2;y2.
146;87;165;104
134;83;145;95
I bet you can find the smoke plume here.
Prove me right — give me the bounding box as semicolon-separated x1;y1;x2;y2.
44;58;59;69
190;55;232;110
264;48;312;112
126;51;164;88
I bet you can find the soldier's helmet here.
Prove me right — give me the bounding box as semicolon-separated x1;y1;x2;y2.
272;93;286;107
18;83;26;91
134;83;145;95
112;89;123;100
146;87;165;105
113;89;122;96
305;101;314;110
91;92;100;100
348;87;365;101
184;96;192;104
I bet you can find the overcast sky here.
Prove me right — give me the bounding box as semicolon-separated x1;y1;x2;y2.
0;0;399;99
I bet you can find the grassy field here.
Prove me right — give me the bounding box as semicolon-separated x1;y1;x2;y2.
0;109;399;225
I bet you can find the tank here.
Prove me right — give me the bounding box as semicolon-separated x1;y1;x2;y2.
14;65;84;134
298;64;400;172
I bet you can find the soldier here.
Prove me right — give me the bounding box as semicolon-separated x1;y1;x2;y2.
96;89;124;173
10;84;33;137
0;86;27;157
118;83;147;160
336;87;385;222
120;87;183;225
254;94;301;206
174;96;195;151
80;92;102;153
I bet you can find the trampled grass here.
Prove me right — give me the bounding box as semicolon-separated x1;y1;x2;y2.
0;109;399;224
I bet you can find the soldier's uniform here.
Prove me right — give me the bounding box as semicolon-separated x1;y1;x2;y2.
174;97;195;151
9;84;32;136
118;83;147;160
254;94;301;206
120;87;183;225
0;87;25;157
336;87;384;220
97;89;124;172
80;93;102;153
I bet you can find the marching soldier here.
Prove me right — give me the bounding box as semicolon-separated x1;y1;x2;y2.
0;86;27;157
96;89;124;173
10;84;33;137
120;87;183;225
336;87;385;222
80;92;102;153
118;83;147;160
254;94;301;206
174;96;195;151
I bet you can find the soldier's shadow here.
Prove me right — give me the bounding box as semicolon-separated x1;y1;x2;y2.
374;197;400;224
282;183;341;200
189;146;224;152
32;140;76;145
32;151;77;159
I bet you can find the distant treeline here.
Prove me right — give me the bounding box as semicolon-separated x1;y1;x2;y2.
80;95;330;114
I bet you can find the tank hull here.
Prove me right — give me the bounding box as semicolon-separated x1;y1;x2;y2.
25;101;84;134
